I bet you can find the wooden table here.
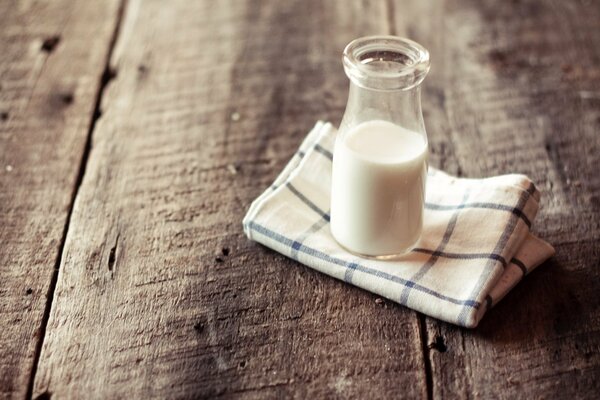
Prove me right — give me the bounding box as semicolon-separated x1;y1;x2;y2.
1;0;599;398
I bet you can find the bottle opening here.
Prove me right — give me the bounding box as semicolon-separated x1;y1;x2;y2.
343;36;430;91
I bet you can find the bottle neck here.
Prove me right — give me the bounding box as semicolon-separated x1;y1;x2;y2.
340;81;426;135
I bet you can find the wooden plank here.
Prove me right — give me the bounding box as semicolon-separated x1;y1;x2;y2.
390;0;600;397
0;1;122;398
33;0;429;398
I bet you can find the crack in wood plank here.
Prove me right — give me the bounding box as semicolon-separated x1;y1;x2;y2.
108;233;120;273
25;1;128;399
418;312;434;400
0;0;126;398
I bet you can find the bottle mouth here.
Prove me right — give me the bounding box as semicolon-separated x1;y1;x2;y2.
343;36;430;91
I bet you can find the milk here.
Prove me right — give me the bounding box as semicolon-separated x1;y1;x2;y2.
331;119;428;257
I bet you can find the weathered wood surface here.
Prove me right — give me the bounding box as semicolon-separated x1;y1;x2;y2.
0;1;121;398
0;0;598;398
32;0;428;398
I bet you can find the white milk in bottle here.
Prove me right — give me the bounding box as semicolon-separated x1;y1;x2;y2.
330;119;427;257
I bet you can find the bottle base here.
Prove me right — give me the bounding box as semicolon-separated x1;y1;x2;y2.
333;238;417;261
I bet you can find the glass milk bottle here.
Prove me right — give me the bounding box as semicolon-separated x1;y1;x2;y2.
330;36;431;258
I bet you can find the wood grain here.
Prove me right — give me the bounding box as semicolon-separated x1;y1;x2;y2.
0;1;121;398
32;0;428;398
390;0;600;398
0;0;597;398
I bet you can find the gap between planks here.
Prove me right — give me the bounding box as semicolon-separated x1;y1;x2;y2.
25;1;129;399
418;312;434;400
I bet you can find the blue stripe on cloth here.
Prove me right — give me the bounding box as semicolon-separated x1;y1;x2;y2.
425;202;532;228
511;257;528;276
286;183;330;222
344;262;360;283
412;248;508;267
248;221;481;309
314;144;333;160
291;217;329;259
268;146;311;190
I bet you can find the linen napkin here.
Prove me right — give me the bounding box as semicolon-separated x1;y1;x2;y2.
243;121;555;328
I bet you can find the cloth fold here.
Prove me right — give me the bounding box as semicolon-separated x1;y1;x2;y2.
243;121;554;328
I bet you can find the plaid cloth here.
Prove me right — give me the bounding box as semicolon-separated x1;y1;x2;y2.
243;122;555;328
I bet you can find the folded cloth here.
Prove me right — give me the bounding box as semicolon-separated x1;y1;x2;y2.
243;122;555;328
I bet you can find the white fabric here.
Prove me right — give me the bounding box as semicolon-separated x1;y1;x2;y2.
243;122;555;328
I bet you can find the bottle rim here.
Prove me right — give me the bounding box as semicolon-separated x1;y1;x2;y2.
343;36;430;91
